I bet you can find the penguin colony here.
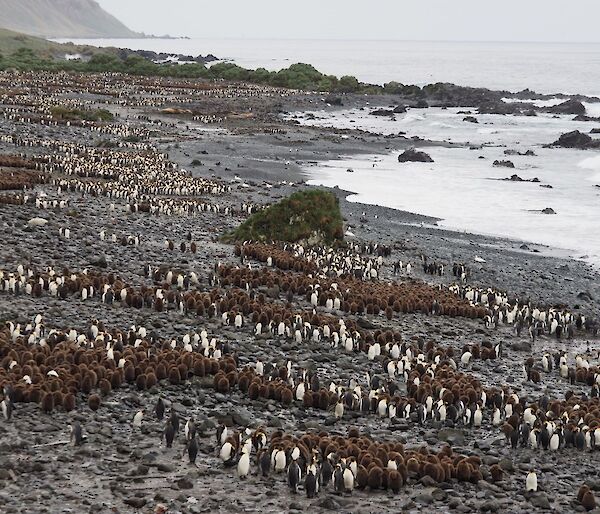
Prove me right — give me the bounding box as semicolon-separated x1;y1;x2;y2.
0;68;598;512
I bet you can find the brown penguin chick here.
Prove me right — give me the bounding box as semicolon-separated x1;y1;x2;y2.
489;464;504;483
388;469;403;493
217;376;230;394
579;485;592;503
248;381;260;400
99;378;112;396
88;394;101;411
582;490;596;511
110;370;123;389
145;371;157;388
456;460;472;482
367;466;383;490
281;387;293;405
135;374;147;391
40;391;54;413
62;393;76;412
406;457;420;475
168;366;181;385
318;389;330;410
303;390;314;408
355;464;368;489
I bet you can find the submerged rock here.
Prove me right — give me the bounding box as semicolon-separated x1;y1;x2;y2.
398;148;434;163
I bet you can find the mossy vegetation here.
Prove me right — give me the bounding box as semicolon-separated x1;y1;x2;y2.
224;190;344;245
50;106;114;122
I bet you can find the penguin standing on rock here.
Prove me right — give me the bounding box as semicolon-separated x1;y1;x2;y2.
237;446;250;479
187;437;198;465
155;398;165;420
70;421;83;446
1;398;13;421
132;409;144;430
163;421;176;448
288;459;301;493
526;470;538;492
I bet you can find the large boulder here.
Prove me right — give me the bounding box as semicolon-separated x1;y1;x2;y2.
398;148;434;163
548;99;586;115
552;130;600;149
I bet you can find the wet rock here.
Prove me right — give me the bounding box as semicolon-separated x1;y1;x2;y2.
463;116;478;123
548;99;586;115
438;428;465;446
493;160;515;168
124;497;147;508
552;130;600;149
541;207;556;214
319;496;341;510
398;148;434;163
175;477;194;489
370;109;395;117
530;492;551;509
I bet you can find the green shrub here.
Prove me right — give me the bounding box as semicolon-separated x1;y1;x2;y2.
224;189;344;245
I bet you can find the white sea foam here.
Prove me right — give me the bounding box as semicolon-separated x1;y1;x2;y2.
293;107;600;265
583;102;600;117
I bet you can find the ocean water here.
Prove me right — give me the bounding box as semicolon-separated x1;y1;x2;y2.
57;38;600;97
57;38;600;262
289;106;600;264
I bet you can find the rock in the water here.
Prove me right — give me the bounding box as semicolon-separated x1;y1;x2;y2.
370;108;395;117
552;130;600;149
493;160;515;168
398;148;434;163
548;99;586;115
463;116;478;123
541;207;556;214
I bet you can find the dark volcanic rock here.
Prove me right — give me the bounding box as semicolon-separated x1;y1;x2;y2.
541;207;556;214
398;148;434;163
548;99;586;115
504;149;536;156
552;130;600;149
493;160;515;168
502;174;540;183
393;105;407;113
370;109;395;117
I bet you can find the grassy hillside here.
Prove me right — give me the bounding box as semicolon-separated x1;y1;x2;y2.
224;190;344;245
0;28;83;57
0;0;139;38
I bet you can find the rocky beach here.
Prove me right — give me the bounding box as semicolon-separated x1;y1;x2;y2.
0;69;599;514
